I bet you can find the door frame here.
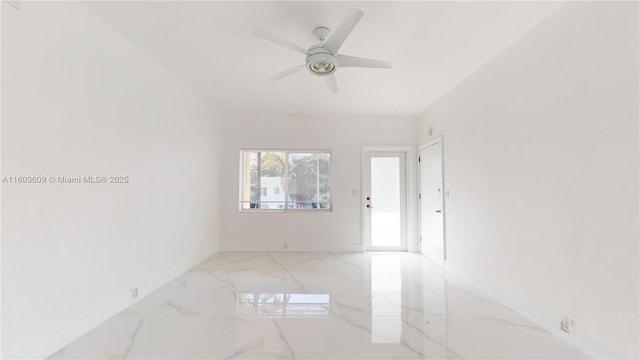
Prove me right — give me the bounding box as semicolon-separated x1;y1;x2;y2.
361;145;416;252
418;136;446;262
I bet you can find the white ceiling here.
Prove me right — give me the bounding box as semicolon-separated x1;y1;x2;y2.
84;1;563;116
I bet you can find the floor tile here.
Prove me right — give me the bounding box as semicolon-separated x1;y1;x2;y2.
50;252;588;359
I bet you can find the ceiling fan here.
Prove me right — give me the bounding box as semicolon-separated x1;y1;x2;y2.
252;8;393;93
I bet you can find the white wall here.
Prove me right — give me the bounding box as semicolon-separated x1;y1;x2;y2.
418;2;638;358
1;2;221;357
220;113;417;252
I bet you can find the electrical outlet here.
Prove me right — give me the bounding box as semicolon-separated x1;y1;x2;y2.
283;242;288;250
130;287;138;300
561;316;574;333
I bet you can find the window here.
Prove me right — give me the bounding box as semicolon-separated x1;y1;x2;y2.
240;150;331;211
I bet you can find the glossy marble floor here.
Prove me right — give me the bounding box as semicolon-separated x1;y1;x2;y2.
51;252;588;359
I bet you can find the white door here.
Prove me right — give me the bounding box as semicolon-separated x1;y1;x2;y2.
364;152;407;251
419;139;444;264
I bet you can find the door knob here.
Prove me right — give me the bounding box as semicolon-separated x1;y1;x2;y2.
367;204;373;208
366;196;370;200
436;209;442;213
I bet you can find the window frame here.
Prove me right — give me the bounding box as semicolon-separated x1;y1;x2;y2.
239;149;333;212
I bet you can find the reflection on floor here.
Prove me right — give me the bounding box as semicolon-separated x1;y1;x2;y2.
51;252;588;359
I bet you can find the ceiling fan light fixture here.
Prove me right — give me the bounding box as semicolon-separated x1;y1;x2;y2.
306;50;338;76
310;59;335;74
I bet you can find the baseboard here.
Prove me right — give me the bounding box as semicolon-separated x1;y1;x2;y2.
10;250;217;359
220;242;364;253
443;260;623;359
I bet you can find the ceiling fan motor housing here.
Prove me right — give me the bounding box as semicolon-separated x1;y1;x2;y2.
306;46;338;76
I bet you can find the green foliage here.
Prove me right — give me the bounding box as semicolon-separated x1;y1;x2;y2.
261;152;285;177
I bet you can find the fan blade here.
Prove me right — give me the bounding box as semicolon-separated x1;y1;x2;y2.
252;28;308;54
338;54;393;68
323;9;364;54
269;65;306;81
324;74;339;93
